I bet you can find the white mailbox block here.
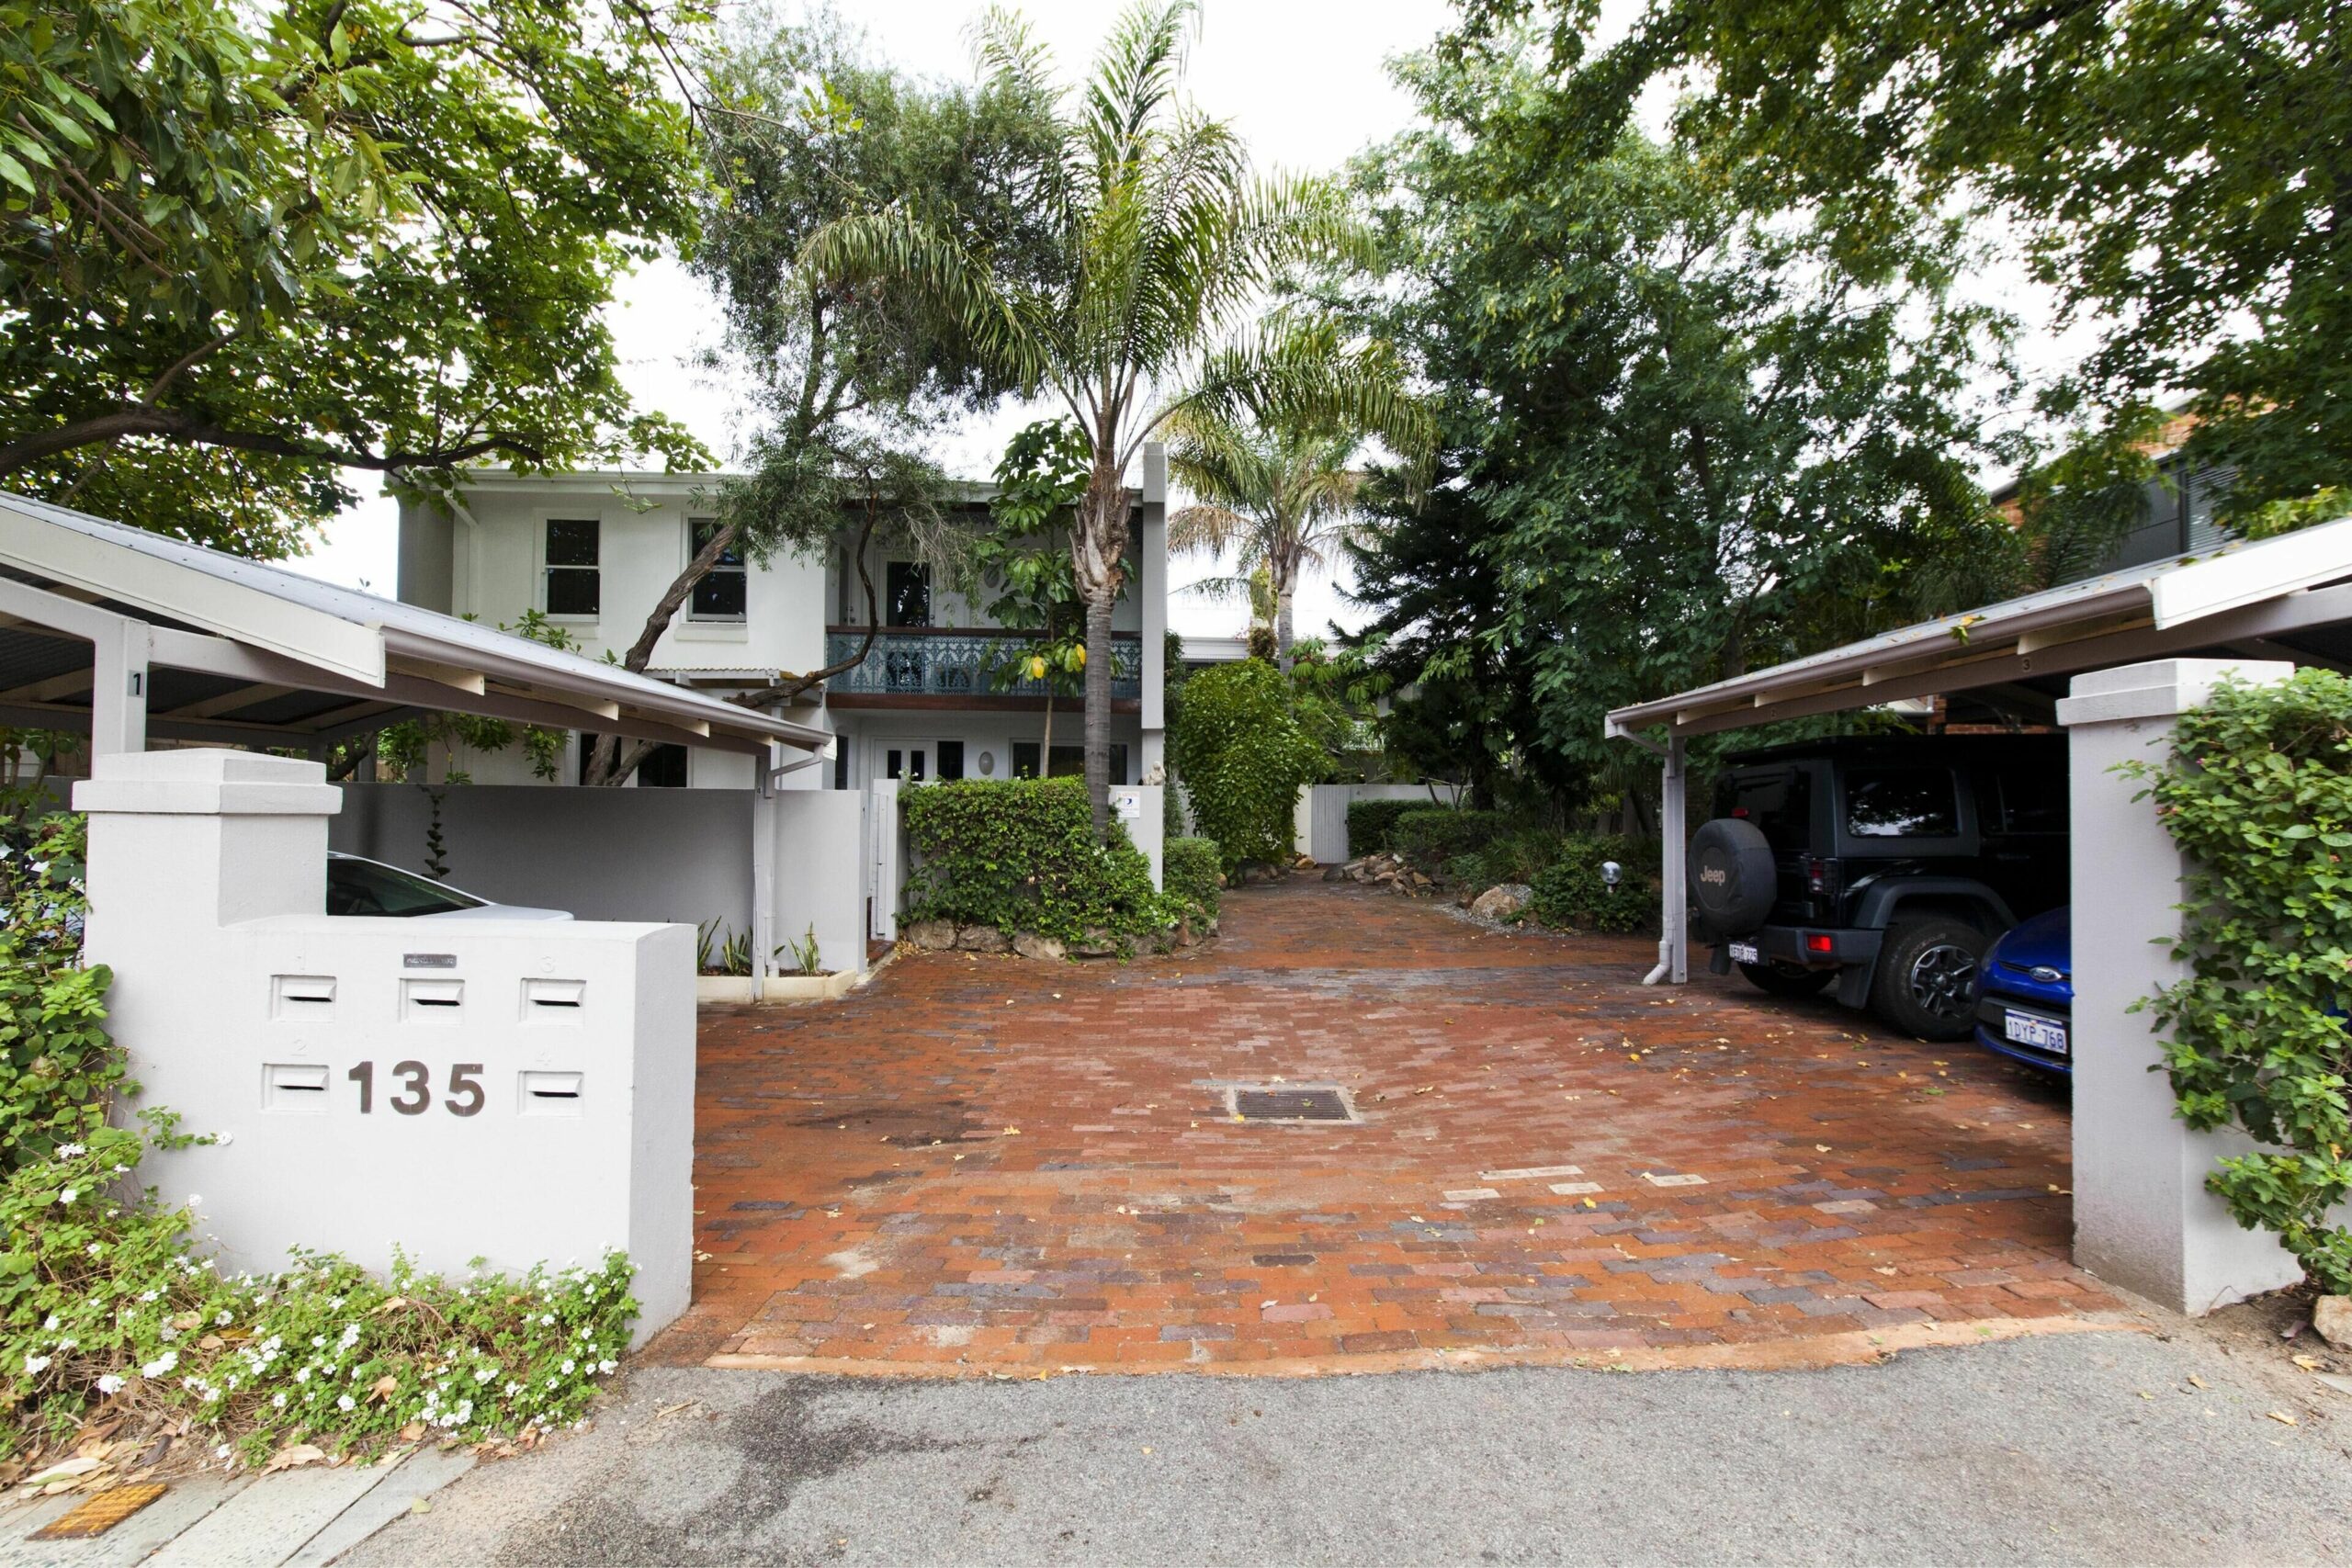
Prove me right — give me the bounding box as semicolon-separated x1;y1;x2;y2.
75;750;695;1348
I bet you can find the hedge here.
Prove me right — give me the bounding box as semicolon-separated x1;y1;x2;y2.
1162;836;1222;920
1344;798;1423;856
1169;661;1324;873
1527;836;1656;934
1391;807;1514;870
900;777;1170;942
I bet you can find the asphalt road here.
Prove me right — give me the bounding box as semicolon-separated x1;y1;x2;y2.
344;1330;2349;1566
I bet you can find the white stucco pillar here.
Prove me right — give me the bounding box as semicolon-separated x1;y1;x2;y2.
1138;443;1168;784
2058;658;2303;1314
75;748;697;1348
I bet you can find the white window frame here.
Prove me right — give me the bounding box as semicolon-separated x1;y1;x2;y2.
540;513;603;625
684;515;749;626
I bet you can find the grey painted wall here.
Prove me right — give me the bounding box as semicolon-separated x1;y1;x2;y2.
332;782;756;933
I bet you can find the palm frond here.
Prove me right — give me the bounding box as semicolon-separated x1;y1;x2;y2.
800;209;1054;389
1167;502;1253;558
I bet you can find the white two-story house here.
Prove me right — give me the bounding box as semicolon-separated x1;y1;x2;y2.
392;449;1171;795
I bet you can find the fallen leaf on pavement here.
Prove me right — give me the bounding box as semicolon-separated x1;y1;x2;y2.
266;1444;327;1473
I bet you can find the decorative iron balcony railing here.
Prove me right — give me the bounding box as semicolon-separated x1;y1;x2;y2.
824;627;1141;700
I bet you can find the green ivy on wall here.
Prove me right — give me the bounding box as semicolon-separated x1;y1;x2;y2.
2125;670;2352;1293
1169;661;1324;874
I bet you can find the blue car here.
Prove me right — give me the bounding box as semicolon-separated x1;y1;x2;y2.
1973;907;2072;1075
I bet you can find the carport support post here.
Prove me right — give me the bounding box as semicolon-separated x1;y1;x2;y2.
2057;658;2301;1314
1649;736;1689;986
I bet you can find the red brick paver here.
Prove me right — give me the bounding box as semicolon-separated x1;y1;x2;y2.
657;881;2121;1371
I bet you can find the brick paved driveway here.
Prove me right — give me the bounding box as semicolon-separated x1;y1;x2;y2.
660;880;2123;1372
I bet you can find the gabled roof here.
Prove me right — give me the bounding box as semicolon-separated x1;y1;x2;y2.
0;491;830;756
1606;515;2352;741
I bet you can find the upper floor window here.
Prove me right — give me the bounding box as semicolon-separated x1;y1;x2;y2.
545;518;600;617
886;561;931;626
689;518;746;621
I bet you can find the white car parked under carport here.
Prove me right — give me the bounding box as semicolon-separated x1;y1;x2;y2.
325;852;571;920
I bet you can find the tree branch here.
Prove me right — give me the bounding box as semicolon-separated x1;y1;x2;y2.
0;407;541;480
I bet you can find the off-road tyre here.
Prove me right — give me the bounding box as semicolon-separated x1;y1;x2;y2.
1868;916;1986;1041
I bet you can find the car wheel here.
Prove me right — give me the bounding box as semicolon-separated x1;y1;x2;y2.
1737;961;1835;998
1868;917;1985;1041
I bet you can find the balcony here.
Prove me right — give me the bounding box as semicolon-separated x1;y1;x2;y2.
823;626;1141;707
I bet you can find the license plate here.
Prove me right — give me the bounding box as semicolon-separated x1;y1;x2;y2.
2003;1010;2068;1055
1726;941;1759;965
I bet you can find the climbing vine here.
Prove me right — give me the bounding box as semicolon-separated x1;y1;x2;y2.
2125;670;2352;1293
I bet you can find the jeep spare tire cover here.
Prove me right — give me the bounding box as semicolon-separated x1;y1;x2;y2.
1687;818;1777;938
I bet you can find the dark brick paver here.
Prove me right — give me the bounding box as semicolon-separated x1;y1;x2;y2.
657;881;2117;1371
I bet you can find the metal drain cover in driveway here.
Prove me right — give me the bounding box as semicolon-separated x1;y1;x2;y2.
1230;1087;1354;1122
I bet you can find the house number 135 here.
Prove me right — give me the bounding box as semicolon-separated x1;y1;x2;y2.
346;1061;485;1116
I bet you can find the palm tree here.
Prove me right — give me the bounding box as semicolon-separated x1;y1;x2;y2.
803;0;1428;834
1166;412;1367;671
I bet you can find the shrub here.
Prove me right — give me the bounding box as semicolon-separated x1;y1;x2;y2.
1345;798;1423;856
1169;661;1325;873
1162;836;1222;920
0;1126;637;1465
0;803;122;1177
1529;836;1657;934
901;777;1170;942
2125;670;2352;1292
1453;827;1575;891
1391;807;1513;872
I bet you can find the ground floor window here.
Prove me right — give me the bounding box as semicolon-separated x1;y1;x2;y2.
1012;742;1126;784
937;740;966;781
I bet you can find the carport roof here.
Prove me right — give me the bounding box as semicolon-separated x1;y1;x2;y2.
1605;514;2352;742
0;490;831;757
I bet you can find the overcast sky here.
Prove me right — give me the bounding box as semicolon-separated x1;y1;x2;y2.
298;0;2086;643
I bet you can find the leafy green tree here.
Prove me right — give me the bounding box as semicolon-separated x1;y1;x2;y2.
1165;406;1373;671
1468;0;2352;524
975;420;1097;767
1334;44;2020;803
0;0;712;553
582;9;1063;784
803;0;1429;834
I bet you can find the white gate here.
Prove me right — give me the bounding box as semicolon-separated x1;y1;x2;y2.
867;777;900;942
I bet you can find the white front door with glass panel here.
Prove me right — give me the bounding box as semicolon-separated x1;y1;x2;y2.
876;739;967;785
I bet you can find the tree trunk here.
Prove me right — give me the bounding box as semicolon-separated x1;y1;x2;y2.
1274;586;1296;673
1081;591;1114;837
1069;470;1128;838
584;517;743;786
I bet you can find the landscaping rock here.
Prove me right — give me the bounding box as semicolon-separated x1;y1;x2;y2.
905;919;957;952
1072;927;1119;957
1012;932;1066;962
956;925;1011;953
2316;1295;2352;1351
1470;883;1532;922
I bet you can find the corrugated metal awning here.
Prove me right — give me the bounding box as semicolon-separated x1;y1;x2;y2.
1606;515;2352;742
0;491;831;757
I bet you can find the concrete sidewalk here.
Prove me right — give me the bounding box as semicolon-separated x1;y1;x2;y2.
345;1329;2348;1566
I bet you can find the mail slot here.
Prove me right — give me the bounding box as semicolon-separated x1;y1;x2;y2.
522;978;585;1017
400;977;463;1020
263;1062;331;1112
519;1070;583;1116
271;975;336;1018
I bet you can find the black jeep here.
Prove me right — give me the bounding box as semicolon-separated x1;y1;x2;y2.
1687;734;2067;1040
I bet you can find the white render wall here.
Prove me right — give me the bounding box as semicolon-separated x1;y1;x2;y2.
76;750;696;1347
1295;782;1464;863
399;476;829;680
2058;659;2310;1314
